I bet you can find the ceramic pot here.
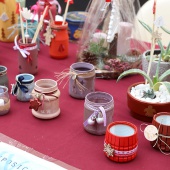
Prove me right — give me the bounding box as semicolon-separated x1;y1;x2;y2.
12;74;34;102
31;79;60;119
0;66;9;88
151;112;170;152
0;86;10;115
104;121;138;162
83;91;114;135
49;21;69;59
142;49;170;81
69;62;95;99
127;82;170;122
18;38;38;74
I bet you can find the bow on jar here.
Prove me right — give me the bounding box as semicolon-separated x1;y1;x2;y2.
11;76;29;96
83;106;107;127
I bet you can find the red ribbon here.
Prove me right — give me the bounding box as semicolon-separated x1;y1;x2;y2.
105;0;111;2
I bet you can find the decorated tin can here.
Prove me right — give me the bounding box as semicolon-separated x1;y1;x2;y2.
151;112;170;152
104;121;138;162
0;86;10;115
0;66;9;88
49;21;69;59
30;79;60;119
83;91;114;135
15;38;38;75
69;62;95;99
11;73;34;102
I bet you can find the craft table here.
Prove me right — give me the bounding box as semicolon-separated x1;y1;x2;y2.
0;41;169;170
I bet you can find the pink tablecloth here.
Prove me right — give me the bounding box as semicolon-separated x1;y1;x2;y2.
0;42;169;170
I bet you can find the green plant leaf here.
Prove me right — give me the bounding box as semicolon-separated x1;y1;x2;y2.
161;26;170;34
153;82;170;93
159;69;170;81
117;69;153;87
165;41;170;55
138;20;152;33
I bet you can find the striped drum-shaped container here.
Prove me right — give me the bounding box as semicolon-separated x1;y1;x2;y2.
104;121;138;162
151;112;170;152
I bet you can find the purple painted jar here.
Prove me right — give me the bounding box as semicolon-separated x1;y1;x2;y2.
83;91;114;135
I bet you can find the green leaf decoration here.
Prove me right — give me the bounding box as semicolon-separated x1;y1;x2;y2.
159;69;170;81
117;69;153;87
138;20;152;33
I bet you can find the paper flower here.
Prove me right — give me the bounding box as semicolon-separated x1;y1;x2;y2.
21;8;33;20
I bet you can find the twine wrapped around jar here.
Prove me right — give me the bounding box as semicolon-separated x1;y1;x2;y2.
55;62;95;99
30;79;60;119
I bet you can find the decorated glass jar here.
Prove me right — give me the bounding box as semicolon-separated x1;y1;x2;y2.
0;66;9;88
49;21;69;59
11;74;35;102
0;86;10;115
30;79;60;119
16;38;38;74
69;62;95;99
83;91;114;135
104;121;138;162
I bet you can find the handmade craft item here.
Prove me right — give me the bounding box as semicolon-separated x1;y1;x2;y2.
150;112;170;153
32;0;62;41
104;121;138;162
0;85;10;115
77;0;146;79
11;73;35;102
0;65;9;88
0;0;18;42
14;36;38;74
45;21;69;58
30;79;60;119
55;62;95;99
83;91;114;135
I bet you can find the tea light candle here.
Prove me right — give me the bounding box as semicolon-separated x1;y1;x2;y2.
0;99;5;106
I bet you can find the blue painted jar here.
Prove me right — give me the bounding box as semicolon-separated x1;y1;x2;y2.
66;11;87;41
12;73;35;102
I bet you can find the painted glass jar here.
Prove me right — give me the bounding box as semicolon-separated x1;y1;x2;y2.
12;74;35;102
104;121;138;162
0;66;9;88
49;21;69;59
0;86;10;115
17;38;38;74
30;79;60;119
83;91;114;135
69;62;95;99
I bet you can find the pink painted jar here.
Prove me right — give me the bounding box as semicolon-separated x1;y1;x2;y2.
17;39;38;75
30;79;60;119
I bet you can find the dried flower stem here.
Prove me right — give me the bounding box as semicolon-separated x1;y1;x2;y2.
19;3;25;44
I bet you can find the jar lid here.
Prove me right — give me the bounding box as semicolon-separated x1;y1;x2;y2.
66;11;87;23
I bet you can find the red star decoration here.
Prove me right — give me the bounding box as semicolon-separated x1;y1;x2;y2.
0;0;5;3
29;98;42;111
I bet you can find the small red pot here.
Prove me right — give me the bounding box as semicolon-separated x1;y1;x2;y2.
104;121;138;162
151;112;170;152
127;82;170;122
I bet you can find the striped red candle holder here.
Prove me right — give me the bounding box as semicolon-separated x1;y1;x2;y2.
151;112;170;152
104;121;138;162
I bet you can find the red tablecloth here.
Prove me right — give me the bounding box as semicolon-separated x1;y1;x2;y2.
0;42;169;170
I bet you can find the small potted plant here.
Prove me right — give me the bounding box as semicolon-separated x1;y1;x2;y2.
139;19;170;81
117;0;170;122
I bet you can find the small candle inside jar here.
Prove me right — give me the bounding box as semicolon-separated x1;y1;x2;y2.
0;99;5;106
